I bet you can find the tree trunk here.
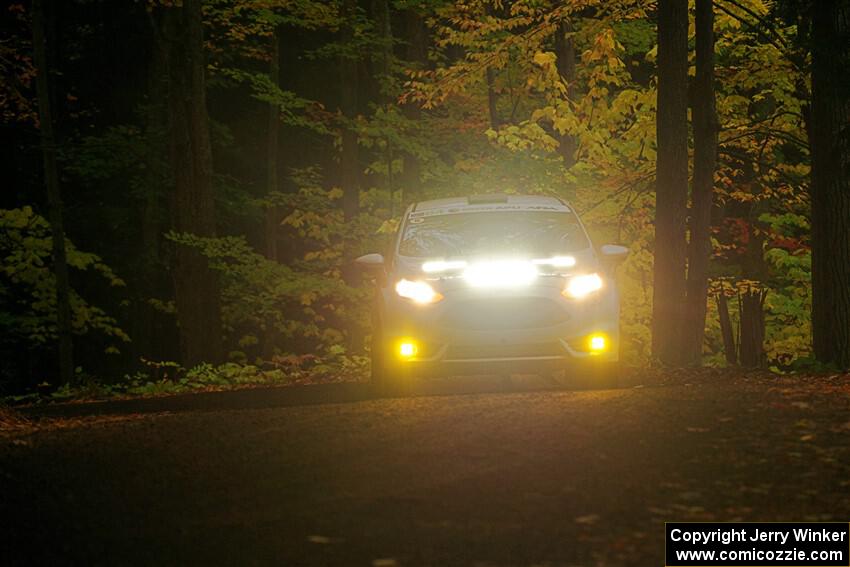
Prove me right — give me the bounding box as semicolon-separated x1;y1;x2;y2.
553;20;577;168
401;8;427;204
738;285;767;368
166;0;223;367
372;0;392;90
339;0;360;221
486;66;500;130
716;286;737;365
137;13;170;361
32;0;73;385
683;0;718;365
810;0;850;370
652;0;690;365
260;29;282;359
372;0;394;212
338;0;363;353
265;28;280;262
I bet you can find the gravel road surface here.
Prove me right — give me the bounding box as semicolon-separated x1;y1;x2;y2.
3;372;850;566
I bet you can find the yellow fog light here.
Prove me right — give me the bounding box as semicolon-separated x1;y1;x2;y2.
589;334;607;353
398;340;418;358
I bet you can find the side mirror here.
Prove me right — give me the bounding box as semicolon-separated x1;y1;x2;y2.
599;244;629;264
355;253;385;269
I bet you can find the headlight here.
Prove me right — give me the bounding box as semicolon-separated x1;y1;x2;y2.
395;279;443;304
563;273;603;299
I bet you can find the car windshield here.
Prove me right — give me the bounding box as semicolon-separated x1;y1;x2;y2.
399;211;589;258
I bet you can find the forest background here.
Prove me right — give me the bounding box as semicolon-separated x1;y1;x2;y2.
1;0;847;400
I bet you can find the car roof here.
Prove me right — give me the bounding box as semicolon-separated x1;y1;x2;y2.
411;194;572;214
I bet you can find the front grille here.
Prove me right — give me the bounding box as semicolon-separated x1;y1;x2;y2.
447;342;563;360
441;298;568;330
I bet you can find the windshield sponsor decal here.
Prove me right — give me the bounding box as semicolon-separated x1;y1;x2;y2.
408;203;571;219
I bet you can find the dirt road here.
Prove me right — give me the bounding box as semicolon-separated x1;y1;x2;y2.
3;372;850;566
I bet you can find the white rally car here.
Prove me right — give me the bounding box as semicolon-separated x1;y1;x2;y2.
357;194;628;392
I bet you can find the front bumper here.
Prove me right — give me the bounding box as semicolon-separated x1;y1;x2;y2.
380;276;619;376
